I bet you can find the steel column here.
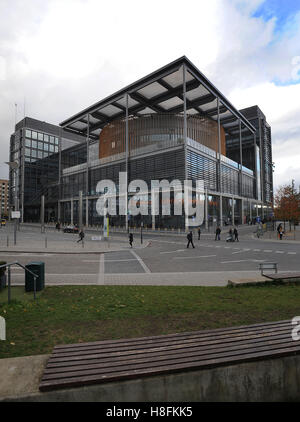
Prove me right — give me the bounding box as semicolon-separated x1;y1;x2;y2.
217;97;223;227
79;191;83;230
239;119;243;197
183;64;189;232
71;199;74;225
41;195;45;233
205;187;208;230
86;114;90;226
125;94;129;231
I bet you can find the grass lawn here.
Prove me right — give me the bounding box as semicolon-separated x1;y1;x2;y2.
0;284;300;359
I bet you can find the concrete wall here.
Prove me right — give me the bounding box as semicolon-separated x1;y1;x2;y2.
1;354;300;402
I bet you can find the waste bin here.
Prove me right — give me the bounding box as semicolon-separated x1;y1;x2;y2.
25;262;45;292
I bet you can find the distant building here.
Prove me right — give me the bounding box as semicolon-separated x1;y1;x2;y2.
9;117;87;222
0;179;9;218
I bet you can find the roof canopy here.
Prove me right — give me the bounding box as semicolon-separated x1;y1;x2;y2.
60;56;255;140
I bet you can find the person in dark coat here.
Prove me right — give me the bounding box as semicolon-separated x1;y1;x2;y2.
77;230;85;243
129;233;133;248
198;227;201;240
215;226;221;241
233;227;239;242
187;231;195;248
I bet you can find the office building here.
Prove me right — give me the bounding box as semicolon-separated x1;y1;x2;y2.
9;57;274;228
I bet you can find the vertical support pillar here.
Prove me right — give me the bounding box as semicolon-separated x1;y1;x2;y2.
58;127;62;222
254;132;258;200
217;97;223;227
125;94;129;232
258;117;264;206
183;64;189;232
71;199;74;225
232;195;235;226
250;200;252;222
152;191;155;230
86;198;89;227
86;113;90;227
241;199;244;225
205;188;208;230
79;191;83;230
41;195;45;233
239;119;243;197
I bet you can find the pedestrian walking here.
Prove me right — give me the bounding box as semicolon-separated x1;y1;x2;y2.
279;226;284;240
187;231;195;248
77;230;85;243
198;227;201;240
129;233;133;248
215;226;221;241
277;224;282;239
233;227;239;242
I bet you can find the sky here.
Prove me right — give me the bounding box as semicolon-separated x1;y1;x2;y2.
0;0;300;192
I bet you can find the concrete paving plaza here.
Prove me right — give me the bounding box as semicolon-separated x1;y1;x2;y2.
0;222;299;286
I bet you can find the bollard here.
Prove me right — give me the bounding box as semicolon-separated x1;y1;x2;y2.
7;236;9;247
45;237;47;248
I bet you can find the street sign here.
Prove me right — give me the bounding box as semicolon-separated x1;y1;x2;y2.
11;211;20;219
91;236;102;241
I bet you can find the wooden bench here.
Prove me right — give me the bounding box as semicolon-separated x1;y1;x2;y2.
259;262;277;276
39;319;300;392
263;272;300;282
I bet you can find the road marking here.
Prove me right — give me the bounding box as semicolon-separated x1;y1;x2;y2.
287;252;297;255
98;253;105;284
253;249;261;252
160;249;184;254
221;259;265;264
130;250;151;273
232;249;250;254
85;259;138;262
174;255;217;260
275;251;284;254
263;250;273;253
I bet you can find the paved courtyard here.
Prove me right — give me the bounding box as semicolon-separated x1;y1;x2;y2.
0;222;299;287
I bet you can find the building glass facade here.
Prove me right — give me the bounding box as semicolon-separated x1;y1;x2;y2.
9;58;274;228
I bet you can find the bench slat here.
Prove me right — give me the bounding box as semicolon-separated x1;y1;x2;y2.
47;325;293;362
52;319;291;351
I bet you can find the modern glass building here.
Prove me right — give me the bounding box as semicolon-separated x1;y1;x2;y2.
9;117;87;222
9;57;274;228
